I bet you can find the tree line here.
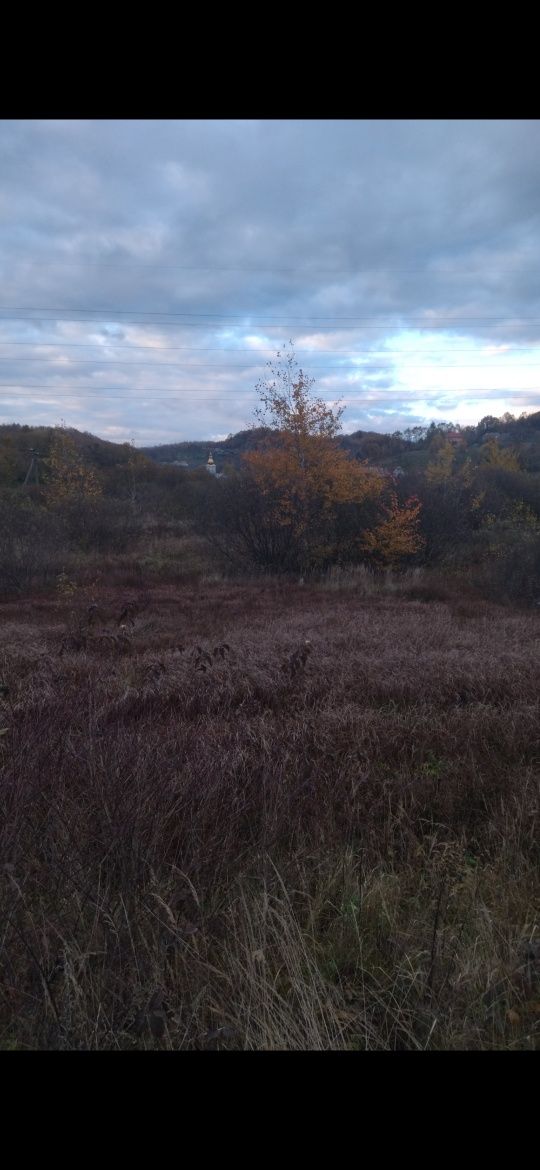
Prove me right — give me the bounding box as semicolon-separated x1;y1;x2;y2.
1;349;539;602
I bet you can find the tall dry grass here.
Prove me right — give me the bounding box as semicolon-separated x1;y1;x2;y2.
0;577;538;1049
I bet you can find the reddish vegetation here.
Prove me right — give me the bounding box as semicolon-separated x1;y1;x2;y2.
1;576;539;1049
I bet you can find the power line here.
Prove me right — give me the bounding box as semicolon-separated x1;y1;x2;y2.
3;356;540;369
2;306;540;322
1;387;538;400
2;340;539;355
1;316;539;333
6;258;538;274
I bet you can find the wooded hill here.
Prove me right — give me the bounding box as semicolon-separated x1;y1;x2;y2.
2;410;540;483
140;411;540;473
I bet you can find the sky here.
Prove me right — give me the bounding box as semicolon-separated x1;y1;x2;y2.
1;118;540;446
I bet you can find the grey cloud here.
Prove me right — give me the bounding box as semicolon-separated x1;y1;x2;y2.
1;119;540;441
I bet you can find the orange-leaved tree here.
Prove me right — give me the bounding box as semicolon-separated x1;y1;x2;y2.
361;492;425;566
228;345;423;572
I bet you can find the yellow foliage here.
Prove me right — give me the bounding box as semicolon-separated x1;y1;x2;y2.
245;435;385;566
245;346;425;569
255;348;344;440
46;431;102;507
482;438;520;471
361;493;425;566
426;441;455;484
246;435;383;522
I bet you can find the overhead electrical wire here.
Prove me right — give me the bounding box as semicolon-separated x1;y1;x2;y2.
4;390;533;399
3;306;540;321
0;340;537;355
3;358;540;372
1;302;538;423
1;307;540;323
1;317;538;332
5;258;535;274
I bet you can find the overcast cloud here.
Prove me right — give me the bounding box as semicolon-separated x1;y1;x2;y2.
1;118;540;443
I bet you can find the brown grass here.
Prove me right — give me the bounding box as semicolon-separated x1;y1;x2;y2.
0;576;539;1049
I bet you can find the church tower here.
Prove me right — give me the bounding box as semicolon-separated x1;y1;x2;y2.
206;451;217;475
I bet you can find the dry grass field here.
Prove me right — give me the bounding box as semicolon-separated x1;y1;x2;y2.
1;572;539;1049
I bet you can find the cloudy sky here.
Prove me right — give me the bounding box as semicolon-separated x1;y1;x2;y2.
1;118;540;445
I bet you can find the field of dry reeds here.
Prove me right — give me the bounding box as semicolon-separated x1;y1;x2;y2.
1;572;539;1049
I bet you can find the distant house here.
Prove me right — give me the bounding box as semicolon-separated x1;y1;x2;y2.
446;430;465;448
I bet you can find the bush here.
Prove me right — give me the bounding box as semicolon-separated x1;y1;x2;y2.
0;492;69;595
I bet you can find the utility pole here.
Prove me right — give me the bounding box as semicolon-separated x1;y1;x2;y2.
23;448;41;486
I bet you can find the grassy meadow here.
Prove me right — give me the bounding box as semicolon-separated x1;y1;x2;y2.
1;567;539;1049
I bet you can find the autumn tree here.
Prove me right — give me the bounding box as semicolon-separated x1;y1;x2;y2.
425;439;455;485
46;429;102;508
209;346;424;573
253;345;345;442
361;493;424;567
482;436;521;472
44;428;107;548
236;347;383;569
